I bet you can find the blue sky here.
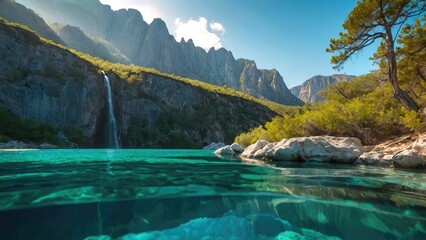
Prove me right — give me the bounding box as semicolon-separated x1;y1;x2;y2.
99;0;379;87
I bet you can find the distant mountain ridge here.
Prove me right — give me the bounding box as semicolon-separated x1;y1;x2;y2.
291;74;356;103
0;0;63;45
51;24;130;64
16;0;303;106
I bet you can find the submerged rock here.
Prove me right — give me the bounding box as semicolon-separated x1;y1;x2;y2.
392;149;426;168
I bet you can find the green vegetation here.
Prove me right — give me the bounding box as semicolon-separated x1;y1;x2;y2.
236;6;425;146
63;126;85;145
236;73;424;146
0;106;62;145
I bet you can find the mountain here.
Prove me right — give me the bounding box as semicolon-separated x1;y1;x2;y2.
51;24;130;64
16;0;303;106
0;0;64;44
291;74;356;103
0;18;279;148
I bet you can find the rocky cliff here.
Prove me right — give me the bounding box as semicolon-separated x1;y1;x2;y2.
291;74;356;103
17;0;303;106
0;18;278;148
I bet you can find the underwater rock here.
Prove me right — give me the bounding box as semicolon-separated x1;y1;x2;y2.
392;149;426;168
113;213;341;240
251;214;300;237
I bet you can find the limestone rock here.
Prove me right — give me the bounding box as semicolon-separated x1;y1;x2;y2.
266;136;364;163
299;136;364;163
241;140;269;158
230;143;245;153
412;134;426;156
392;149;426;168
253;142;276;159
214;146;234;156
356;151;393;166
267;139;301;161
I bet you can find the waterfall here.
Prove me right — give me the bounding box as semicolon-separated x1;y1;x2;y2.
102;71;120;148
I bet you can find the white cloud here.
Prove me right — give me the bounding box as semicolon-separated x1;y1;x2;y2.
99;0;161;24
174;17;225;50
210;22;225;34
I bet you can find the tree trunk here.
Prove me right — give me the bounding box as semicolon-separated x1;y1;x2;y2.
385;28;420;111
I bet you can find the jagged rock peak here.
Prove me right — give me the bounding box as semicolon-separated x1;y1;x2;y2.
238;58;257;68
15;0;302;106
149;18;168;32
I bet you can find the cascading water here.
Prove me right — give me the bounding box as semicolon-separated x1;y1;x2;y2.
102;71;120;148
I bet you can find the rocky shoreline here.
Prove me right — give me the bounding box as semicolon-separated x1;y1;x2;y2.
0;140;62;149
214;134;426;169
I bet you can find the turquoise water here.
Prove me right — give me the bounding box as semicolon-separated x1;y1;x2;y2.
0;149;426;239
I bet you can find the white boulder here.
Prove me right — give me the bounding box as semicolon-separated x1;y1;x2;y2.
241;140;270;158
356;151;393;166
267;139;301;161
266;136;364;163
392;149;426;168
412;135;426;156
253;142;276;159
299;136;364;163
214;146;235;155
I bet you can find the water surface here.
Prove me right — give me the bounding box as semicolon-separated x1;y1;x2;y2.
0;149;425;239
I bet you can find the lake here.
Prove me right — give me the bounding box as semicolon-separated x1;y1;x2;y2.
0;149;425;239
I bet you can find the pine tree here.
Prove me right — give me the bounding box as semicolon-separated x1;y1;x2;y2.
327;0;425;111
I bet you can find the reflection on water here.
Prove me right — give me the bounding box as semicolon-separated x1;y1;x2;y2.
0;149;425;239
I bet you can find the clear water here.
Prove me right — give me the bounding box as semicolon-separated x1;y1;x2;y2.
0;149;426;240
